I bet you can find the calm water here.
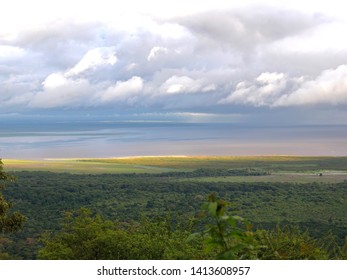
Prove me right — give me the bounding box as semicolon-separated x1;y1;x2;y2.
0;120;346;159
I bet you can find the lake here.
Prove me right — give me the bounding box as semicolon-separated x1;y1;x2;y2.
1;119;346;159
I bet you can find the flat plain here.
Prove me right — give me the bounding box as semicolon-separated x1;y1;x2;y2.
4;156;347;182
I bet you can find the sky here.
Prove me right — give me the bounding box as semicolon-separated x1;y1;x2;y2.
1;0;347;125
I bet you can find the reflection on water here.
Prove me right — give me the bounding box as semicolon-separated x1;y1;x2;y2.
1;122;347;159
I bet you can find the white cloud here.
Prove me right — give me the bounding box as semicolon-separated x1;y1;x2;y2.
220;72;287;106
0;45;26;60
160;75;203;94
100;76;144;103
275;65;347;106
43;73;68;89
147;46;169;61
220;65;347;108
126;63;138;71
66;47;117;76
202;84;217;92
29;73;92;108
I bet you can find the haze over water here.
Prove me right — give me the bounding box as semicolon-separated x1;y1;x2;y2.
1;120;346;159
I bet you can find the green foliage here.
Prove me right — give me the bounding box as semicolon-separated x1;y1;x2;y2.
254;226;329;259
0;160;26;259
158;168;270;178
190;193;260;259
339;236;347;259
193;193;346;260
0;160;26;234
38;208;206;260
3;169;346;259
0;236;13;259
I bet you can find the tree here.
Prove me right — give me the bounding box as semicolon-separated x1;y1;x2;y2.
38;208;206;260
189;192;259;259
0;159;26;233
190;193;342;260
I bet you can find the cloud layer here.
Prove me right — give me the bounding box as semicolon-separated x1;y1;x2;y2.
1;3;347;124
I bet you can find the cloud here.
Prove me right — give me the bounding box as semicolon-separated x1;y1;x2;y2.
29;73;93;108
158;75;216;95
177;8;326;52
220;72;287;106
66;47;117;76
220;65;347;108
100;76;144;103
275;65;347;106
147;46;169;61
43;73;69;89
160;75;203;94
0;45;26;60
1;2;347;125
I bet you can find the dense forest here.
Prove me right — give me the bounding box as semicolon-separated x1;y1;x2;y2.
0;159;346;259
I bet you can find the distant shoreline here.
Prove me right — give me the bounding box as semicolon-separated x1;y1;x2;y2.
4;154;347;162
4;154;347;161
4;155;347;175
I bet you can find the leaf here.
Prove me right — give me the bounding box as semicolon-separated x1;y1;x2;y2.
232;215;244;221
208;202;218;217
186;233;201;242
